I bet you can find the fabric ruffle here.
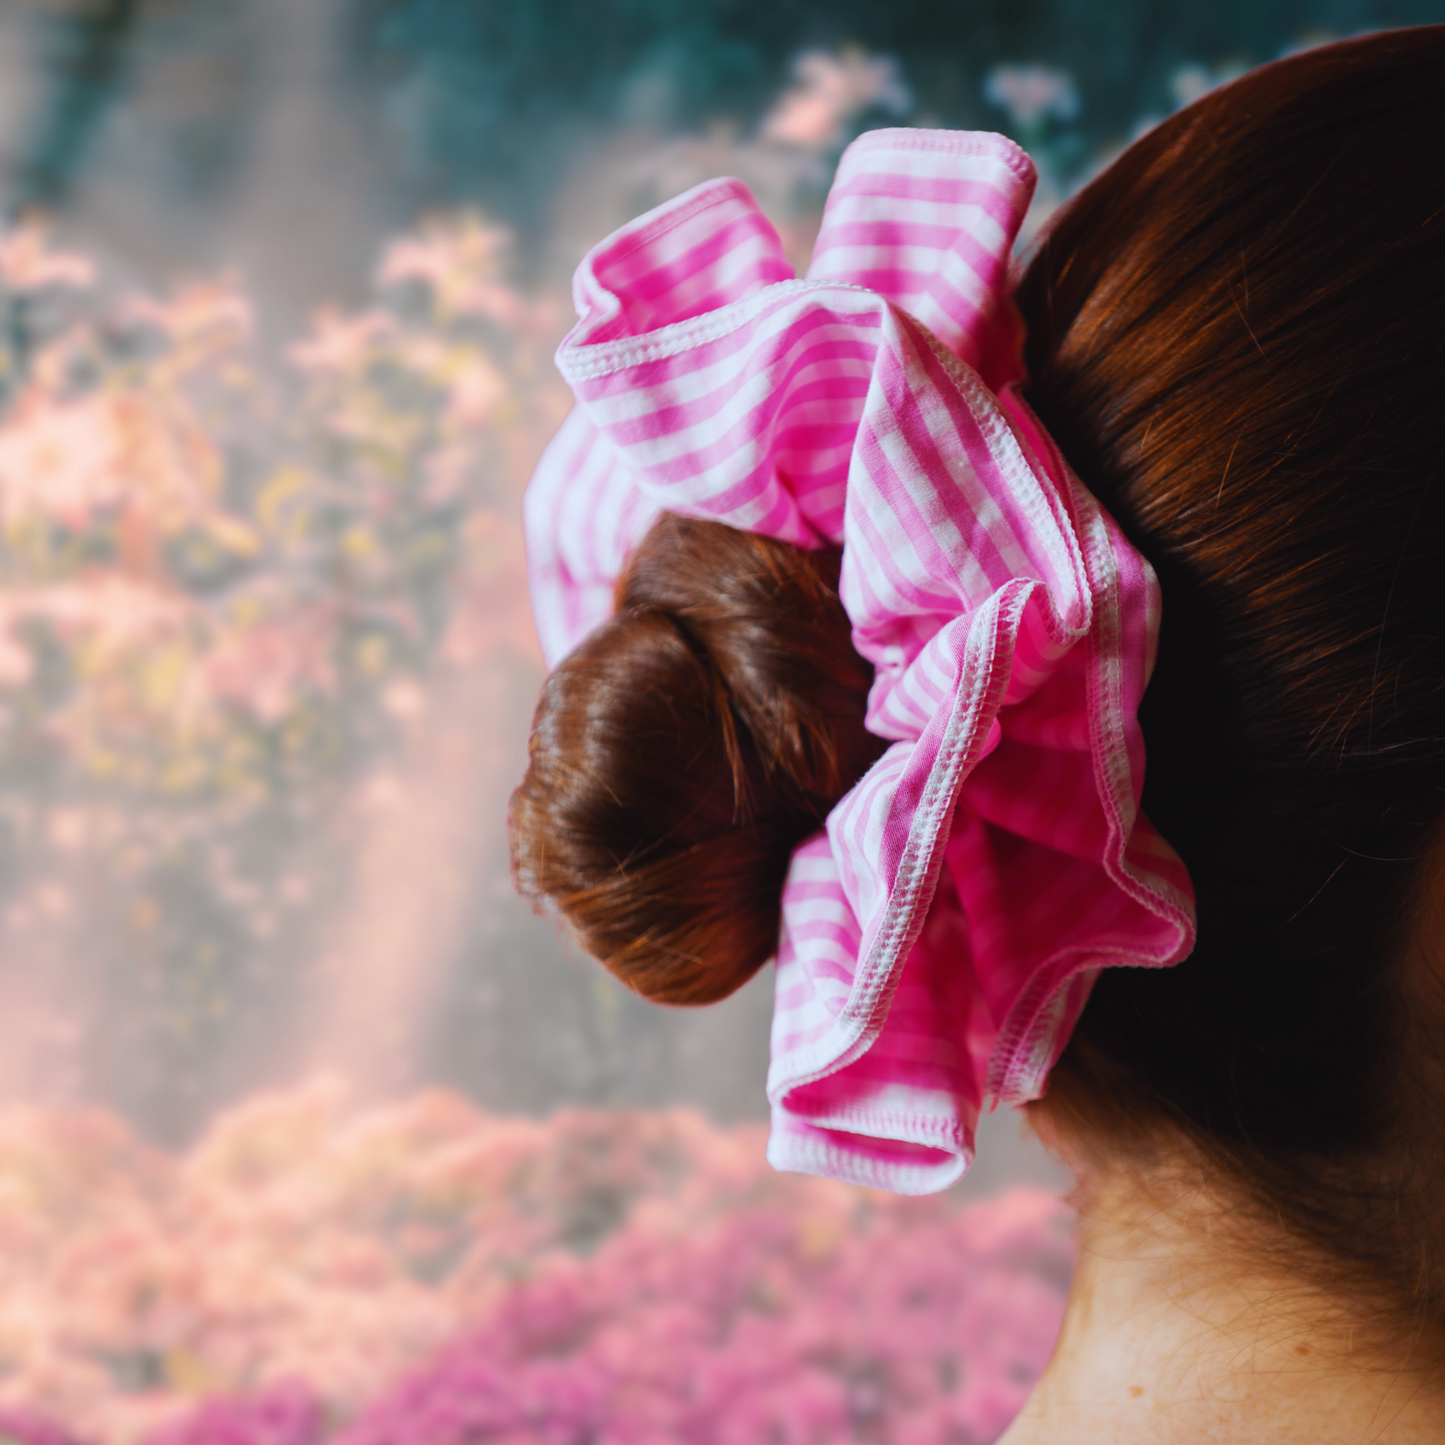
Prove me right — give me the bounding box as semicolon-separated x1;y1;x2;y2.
524;128;1196;1194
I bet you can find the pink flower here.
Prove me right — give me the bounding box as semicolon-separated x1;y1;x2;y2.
121;282;254;353
139;1382;322;1445
759;49;911;149
0;392;126;530
982;65;1081;128
0;389;217;532
0;226;95;293
287;312;395;377
376;219;529;330
198;612;336;724
0;1089;1070;1444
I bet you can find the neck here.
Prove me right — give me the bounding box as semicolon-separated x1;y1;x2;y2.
999;1161;1445;1445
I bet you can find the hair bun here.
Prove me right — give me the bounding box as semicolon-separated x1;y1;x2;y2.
510;513;882;1003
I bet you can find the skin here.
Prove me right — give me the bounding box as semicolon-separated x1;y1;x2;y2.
997;1146;1445;1445
999;818;1445;1444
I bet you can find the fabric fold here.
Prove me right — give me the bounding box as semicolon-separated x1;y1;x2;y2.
524;127;1196;1195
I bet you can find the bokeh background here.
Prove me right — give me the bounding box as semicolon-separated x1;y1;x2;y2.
0;3;1438;1441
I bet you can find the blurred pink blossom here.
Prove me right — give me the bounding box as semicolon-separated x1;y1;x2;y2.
0;225;95;293
122;282;255;353
0;389;217;533
0;392;127;529
198;613;337;724
0;624;33;685
0;1086;1070;1445
0;199;558;802
982;65;1081;129
377;218;531;330
759;48;911;150
286;312;396;377
0;578;188;698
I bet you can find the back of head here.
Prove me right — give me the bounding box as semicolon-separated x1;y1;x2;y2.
513;25;1445;1338
1013;27;1445;1329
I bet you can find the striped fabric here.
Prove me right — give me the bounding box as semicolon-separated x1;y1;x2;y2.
524;129;1196;1194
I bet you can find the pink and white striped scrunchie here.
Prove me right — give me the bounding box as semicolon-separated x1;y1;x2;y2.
524;128;1197;1194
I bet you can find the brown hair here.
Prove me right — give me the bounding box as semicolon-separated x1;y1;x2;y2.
1013;27;1445;1325
513;28;1445;1326
510;512;882;1002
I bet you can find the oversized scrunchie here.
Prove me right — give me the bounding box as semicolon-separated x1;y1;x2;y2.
524;128;1196;1194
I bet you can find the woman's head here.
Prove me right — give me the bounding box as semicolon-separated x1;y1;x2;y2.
1013;25;1445;1325
514;26;1445;1330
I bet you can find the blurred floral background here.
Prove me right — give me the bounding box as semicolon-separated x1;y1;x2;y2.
0;1;1438;1441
